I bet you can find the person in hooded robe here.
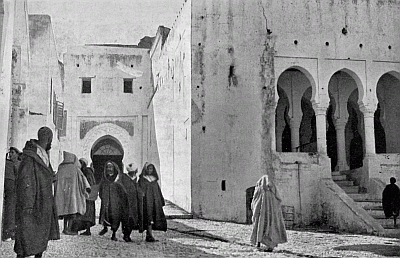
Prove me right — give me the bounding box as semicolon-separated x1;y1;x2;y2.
139;162;167;242
2;147;21;241
98;161;128;241
382;177;400;227
250;174;287;252
14;127;60;258
69;158;97;235
55;151;91;235
118;162;144;242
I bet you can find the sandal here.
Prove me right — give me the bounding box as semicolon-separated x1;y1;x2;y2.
145;235;157;242
99;227;108;236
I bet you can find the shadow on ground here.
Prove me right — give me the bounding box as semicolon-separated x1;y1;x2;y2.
275;249;340;258
168;220;229;242
334;244;400;257
0;220;226;258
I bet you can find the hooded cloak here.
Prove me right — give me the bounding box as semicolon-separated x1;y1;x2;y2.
14;140;60;257
139;162;167;231
250;175;287;249
99;161;128;231
118;163;144;233
382;181;400;218
55;151;90;217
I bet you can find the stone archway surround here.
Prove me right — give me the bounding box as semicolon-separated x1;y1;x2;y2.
81;123;134;167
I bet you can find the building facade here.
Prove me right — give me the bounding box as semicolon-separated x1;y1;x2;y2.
150;0;400;234
61;45;159;182
2;0;400;235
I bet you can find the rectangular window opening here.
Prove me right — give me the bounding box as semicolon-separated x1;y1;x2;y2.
82;78;91;93
124;79;133;93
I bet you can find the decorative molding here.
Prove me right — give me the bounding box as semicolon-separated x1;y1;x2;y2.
80;120;134;139
81;122;133;164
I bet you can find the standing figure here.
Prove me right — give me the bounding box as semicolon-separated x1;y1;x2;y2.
14;127;60;258
382;177;400;227
139;162;167;242
2;147;21;241
70;158;97;235
55;151;91;235
98;161;127;241
250;175;287;252
118;162;144;242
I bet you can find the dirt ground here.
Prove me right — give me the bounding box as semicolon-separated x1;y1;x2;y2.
0;218;399;258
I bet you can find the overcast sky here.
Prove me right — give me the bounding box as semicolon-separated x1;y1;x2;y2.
28;0;184;54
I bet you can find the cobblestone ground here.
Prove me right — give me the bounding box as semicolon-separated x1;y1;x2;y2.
1;219;399;258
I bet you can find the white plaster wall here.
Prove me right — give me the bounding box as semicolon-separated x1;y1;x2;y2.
191;0;272;221
12;14;63;167
150;0;192;212
191;0;400;224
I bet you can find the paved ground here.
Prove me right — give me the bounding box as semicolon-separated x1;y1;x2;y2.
1;201;399;257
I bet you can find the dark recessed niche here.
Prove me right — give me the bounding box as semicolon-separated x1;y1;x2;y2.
76;64;79;67
197;85;200;89
359;43;363;48
139;86;142;90
131;65;133;67
325;42;329;46
198;43;202;46
388;45;392;50
342;27;348;35
294;40;298;45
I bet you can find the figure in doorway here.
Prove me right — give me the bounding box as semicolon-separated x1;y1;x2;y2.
98;161;127;241
382;177;400;228
139;162;167;242
250;174;287;252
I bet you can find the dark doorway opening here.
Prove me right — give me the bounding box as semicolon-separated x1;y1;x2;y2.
91;136;124;184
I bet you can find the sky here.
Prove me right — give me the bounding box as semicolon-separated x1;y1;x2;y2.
28;0;184;54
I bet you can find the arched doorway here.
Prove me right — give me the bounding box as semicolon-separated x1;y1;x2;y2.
91;135;124;183
299;87;317;152
327;70;364;171
275;68;315;152
275;86;291;152
376;73;400;153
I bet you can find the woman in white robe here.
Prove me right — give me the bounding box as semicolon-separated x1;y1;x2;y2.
250;174;287;252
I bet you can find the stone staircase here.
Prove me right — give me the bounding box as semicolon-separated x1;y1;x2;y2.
332;171;399;237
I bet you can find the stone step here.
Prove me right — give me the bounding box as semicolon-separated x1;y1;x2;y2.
364;208;385;217
335;180;354;187
331;171;342;176
341;186;359;194
355;200;382;208
332;174;346;181
362;204;383;210
375;217;398;228
348;193;370;201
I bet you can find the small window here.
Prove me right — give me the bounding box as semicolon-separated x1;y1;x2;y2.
124;79;133;93
82;78;91;93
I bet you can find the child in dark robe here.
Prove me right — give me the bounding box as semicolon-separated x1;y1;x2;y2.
118;162;144;242
382;177;400;227
139;162;167;242
98;161;127;241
